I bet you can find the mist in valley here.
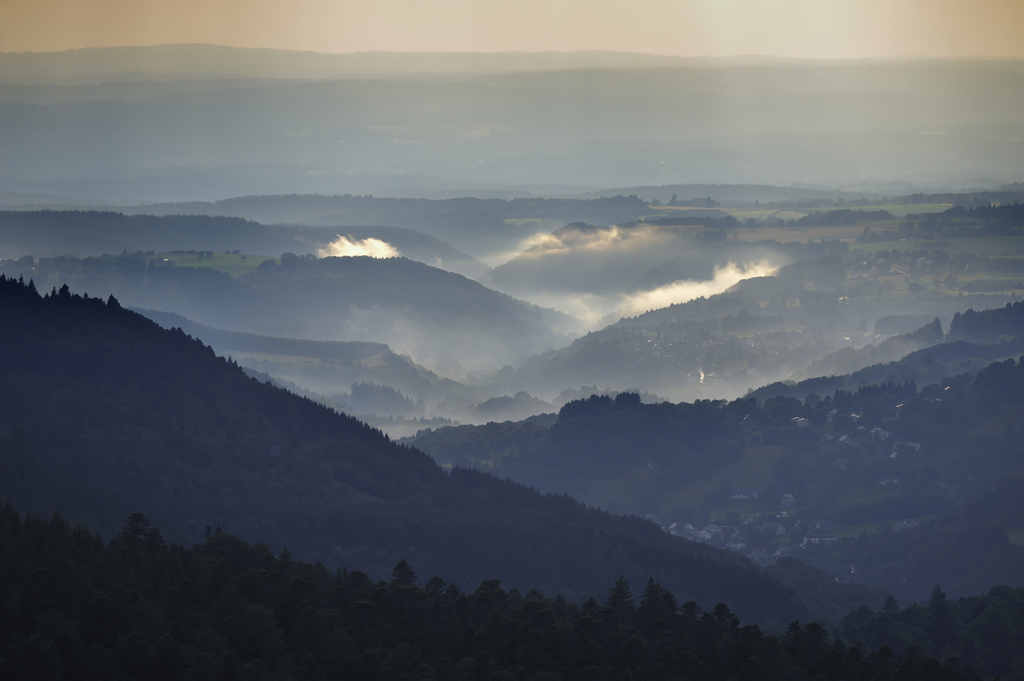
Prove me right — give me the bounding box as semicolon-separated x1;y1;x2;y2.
4;11;1024;678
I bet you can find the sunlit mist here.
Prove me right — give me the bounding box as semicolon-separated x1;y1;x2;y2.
620;260;778;318
317;235;401;259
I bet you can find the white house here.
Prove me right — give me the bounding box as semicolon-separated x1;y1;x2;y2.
731;488;760;501
802;534;838;545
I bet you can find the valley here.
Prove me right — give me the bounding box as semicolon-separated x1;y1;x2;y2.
2;35;1023;680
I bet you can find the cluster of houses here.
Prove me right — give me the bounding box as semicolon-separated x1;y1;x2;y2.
627;328;795;385
893;440;923;455
661;513;847;563
749;546;791;563
725;488;805;509
801;519;838;546
817;415;924;463
658;405;931;562
869;426;891;441
665;507;923;560
666;521;729;543
756;520;788;536
774;408;925;460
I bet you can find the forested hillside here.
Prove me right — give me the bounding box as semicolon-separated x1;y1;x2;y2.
735;359;1024;604
0;251;574;372
747;336;1024;402
0;275;801;621
415;394;746;496
136;308;463;405
949;301;1024;341
482;251;1018;401
840;584;1024;679
798;318;945;379
413;359;1024;605
0;506;994;681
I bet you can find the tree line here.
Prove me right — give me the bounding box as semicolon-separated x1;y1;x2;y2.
0;505;996;681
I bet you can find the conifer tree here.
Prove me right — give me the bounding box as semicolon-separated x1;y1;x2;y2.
391;558;417;586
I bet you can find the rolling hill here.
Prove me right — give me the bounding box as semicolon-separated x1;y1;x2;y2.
135;308;455;401
0;274;803;622
0;210;489;278
0;251;577;374
411;354;1024;606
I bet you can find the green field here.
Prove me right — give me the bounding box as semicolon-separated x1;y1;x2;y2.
158;252;277;276
726;209;809;220
867;203;952;217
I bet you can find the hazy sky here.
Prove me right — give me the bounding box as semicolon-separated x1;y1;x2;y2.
2;0;1022;59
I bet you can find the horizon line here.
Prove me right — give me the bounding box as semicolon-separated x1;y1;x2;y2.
4;43;1024;63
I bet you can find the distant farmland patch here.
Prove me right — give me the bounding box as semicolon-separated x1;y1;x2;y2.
158;251;276;276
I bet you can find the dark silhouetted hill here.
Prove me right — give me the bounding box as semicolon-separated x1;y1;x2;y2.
0;275;802;621
949;301;1024;341
0;505;977;681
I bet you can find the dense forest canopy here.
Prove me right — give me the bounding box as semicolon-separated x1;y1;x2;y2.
0;505;1006;681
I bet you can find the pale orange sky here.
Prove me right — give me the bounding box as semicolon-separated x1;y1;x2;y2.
1;0;1022;58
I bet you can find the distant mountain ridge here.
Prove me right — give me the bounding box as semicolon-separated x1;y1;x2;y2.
0;45;820;82
88;195;652;258
4;54;1021;204
0;210;489;278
